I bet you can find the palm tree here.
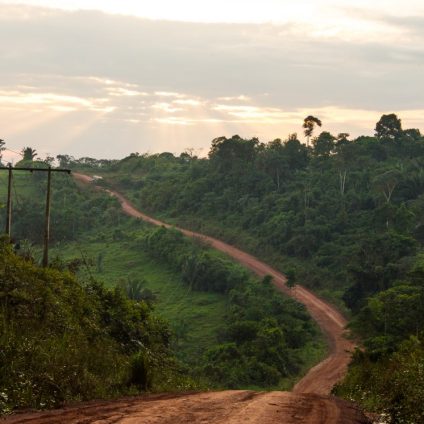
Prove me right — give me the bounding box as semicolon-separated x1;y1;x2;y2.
22;147;37;161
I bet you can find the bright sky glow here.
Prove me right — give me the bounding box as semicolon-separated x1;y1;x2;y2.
0;1;423;160
3;0;423;24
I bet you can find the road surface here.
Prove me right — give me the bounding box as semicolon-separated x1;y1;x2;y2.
5;391;369;424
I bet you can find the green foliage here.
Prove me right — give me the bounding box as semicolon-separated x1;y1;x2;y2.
100;127;424;310
138;226;319;388
82;116;424;419
0;171;122;245
303;115;322;141
0;238;174;413
375;113;403;141
52;234;229;374
334;338;424;423
21;147;38;161
312;131;335;156
141;227;247;293
8;115;424;417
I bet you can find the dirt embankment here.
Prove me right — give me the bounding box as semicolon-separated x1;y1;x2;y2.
4;173;362;424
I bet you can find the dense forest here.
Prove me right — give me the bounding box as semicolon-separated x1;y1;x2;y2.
54;113;424;422
2;113;424;421
138;226;319;388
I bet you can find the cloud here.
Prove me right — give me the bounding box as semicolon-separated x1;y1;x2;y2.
0;4;422;158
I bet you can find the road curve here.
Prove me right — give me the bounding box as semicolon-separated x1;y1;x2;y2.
73;173;355;395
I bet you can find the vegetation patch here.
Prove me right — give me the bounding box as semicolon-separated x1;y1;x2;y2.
0;239;187;414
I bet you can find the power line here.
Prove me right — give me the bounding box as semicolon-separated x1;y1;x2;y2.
4;148;23;157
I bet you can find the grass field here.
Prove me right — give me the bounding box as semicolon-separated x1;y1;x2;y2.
0;171;35;198
51;236;228;368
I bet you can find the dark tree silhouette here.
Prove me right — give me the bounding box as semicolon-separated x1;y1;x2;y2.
303;116;322;146
22;147;37;161
375;114;402;141
0;139;5;164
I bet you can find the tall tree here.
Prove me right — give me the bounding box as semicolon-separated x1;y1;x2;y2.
375;114;402;141
312;131;336;157
0;139;5;164
261;139;286;190
303;116;322;147
284;134;308;170
209;135;260;173
21;147;37;161
402;128;422;141
336;133;350;146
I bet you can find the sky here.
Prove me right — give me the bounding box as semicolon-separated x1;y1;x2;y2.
0;1;423;161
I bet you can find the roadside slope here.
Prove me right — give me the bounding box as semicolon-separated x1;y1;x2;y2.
74;173;355;395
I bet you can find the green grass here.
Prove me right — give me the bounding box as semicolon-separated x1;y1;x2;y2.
0;171;35;199
51;237;228;367
0;171;228;369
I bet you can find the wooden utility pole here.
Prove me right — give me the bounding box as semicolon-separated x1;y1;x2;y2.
0;166;71;267
5;164;12;237
42;166;52;268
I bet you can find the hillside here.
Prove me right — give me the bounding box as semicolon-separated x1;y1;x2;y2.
73;173;355;396
64;116;424;422
0;168;325;414
0;238;176;413
2;116;424;421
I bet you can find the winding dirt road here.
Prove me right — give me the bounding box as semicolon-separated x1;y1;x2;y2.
4;174;362;423
73;173;355;395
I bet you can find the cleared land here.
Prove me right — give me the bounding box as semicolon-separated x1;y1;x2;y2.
52;240;228;366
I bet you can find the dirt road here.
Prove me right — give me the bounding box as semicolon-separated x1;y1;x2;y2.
73;173;355;395
5;391;369;424
5;173;361;424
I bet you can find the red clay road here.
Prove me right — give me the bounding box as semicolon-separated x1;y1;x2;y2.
4;173;361;424
5;391;369;424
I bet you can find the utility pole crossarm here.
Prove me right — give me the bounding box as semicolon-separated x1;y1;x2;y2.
1;166;72;267
0;167;71;173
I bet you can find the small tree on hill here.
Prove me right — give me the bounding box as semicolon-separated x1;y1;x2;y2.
22;147;37;161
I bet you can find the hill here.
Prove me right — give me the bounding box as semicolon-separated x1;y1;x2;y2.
0;168;325;414
63;115;424;422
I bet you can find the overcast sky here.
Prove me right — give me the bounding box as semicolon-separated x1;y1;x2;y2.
0;1;423;160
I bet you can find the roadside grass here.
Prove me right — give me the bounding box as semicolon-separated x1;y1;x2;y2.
51;236;228;368
0;171;35;199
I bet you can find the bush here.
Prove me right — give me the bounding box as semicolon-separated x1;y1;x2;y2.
0;239;173;412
